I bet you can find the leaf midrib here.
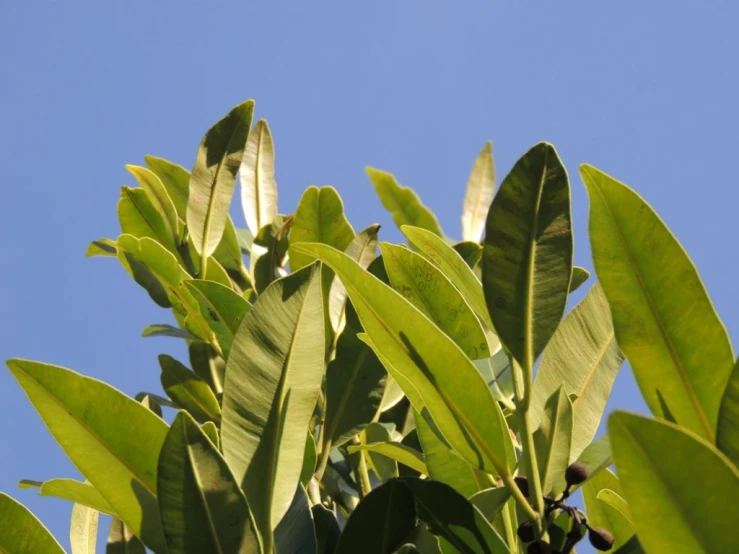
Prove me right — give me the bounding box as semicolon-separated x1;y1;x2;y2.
574;331;617;405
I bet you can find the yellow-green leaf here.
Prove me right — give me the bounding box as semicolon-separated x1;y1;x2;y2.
19;478;114;515
126;165;179;245
0;492;65;554
159;355;221;425
717;359;739;467
240;119;278;236
70;502;98;554
461;141;495;242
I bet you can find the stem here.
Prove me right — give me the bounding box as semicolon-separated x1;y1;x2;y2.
499;501;517;552
200;252;209;279
314;438;332;482
500;472;539;523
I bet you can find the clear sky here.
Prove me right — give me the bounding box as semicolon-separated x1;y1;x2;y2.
1;2;737;552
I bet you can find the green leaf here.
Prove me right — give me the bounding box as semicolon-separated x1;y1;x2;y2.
0;492;65;554
473;349;513;404
293;243;515;477
461;141;495;242
532;284;623;460
274;485;317;554
596;489;636;546
201;421;220;449
401;225;496;337
144;155;191;221
582;467;621;549
359;422;399;480
253;214;292;294
213;216;252;292
468;487;511;523
117;186;180;261
6;359;168;552
86;238;117;257
335;480;416;554
187;100;254;259
323;302;387;449
530;387;573;497
159;355;221;425
452;242;483;269
367;168;443;237
126;165;179;245
240;119;278;236
184;280;251;359
288;186;354;272
380;242;491;360
141;324;197;341
311;504;340;554
106;518;145;554
610;412;739;553
116;237;171;308
401;478;509;554
348;440;428;475
157;411;261;554
572;434;612;490
202;254;235;289
19;478;114;515
70;502;98;554
300;433;317;487
582;164;735;441
569;266;590;293
482;142;573;370
221;264;325;545
189;343;225;396
718;359;739;467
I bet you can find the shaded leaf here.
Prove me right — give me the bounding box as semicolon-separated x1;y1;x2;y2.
482;142;572;370
188;100;254;259
718;359;739;467
360;422;399;481
116;238;171;308
461;141;495;242
190;342;225;396
569;266;590;293
70;502;98;554
117;186;179;256
531;387;573;497
582;164;734;441
367;167;443;237
86;238;117;257
311;504;340;554
452;241;483;269
300;433;317;487
126;165;179;245
240;119;278;237
6;359;168;552
159;355;221;425
142;324;197;341
468;487;511;523
19;478;114;515
253;214;292;294
348;440;428;475
201;421;220;450
274;485;317;554
0;492;65;554
106;518;145;554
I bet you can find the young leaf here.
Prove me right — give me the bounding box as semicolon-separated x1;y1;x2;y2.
348;440;428;475
0;492;65;554
482;142;573;370
531;387;573;497
461;141;495;242
126;165;179;245
380;242;491;360
288;185;354;272
106;517;145;554
335;480;416;554
6;359;168;553
141;324;197;341
159;355;221;425
293;243;515;477
70;503;98;554
367;167;443;237
273;485;317;554
158;411;261;554
19;478;114;515
187;100;254;259
717;359;739;467
86;238;117;257
609;412;739;553
144;155;190;221
240;119;278;237
531;284;623;460
582;164;734;441
221;264;325;545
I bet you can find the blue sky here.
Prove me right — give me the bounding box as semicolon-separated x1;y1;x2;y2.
1;1;737;551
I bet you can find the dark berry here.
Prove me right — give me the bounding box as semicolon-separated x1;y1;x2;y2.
517;520;535;543
564;461;590;486
527;540;552;554
588;527;615;551
514;476;530;497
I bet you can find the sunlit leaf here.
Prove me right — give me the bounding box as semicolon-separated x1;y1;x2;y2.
70;502;98;554
0;492;65;554
19;478;114;515
582;467;621;550
141;324;197;341
597;489;636;546
300;433;317;487
348;439;428;475
126;165;180;245
159;355;221;425
718;359;739;467
468;487;511;523
461;141;495;242
86;238;117;257
569;266;590;293
118;186;179;256
240;119;278;237
530;387;573;497
144;155;190;222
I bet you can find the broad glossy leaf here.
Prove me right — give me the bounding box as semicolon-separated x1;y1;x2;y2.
348;440;428;475
126;165;179;244
240;119;278;236
0;492;65;554
19;478;114;515
159;355;221;424
211;216;252;291
188;100;254;259
274;485;317;554
468;487;511;523
145;155;191;221
300;433;317;486
202;254;234;289
582;164;734;441
717;359;739;466
452;242;483;269
582;467;621;549
380;242;490;360
190;342;225;395
461;141;495;242
222;264;325;539
70;502;98;554
359;422;398;481
328;224;380;332
158;411;260;553
473;349;513;403
253;214;292;293
335;480;416;554
402;226;495;335
597;489;635;546
86;238;117;257
401;478;509;554
288;186;354;272
532;284;623;459
116;236;171;308
367;167;443;237
311;504;340;554
185;280;251;359
142;324;197;341
106;518;145;554
117;186;179;256
323;301;387;449
201;421;220;450
483;142;572;369
609;412;739;553
569;266;590;293
6;359;168;552
293;243;515;477
531;387;573;497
